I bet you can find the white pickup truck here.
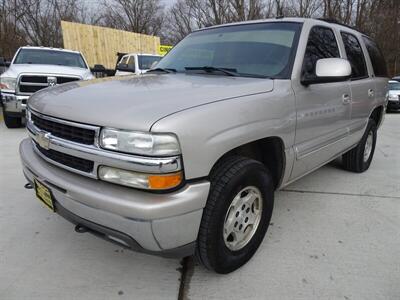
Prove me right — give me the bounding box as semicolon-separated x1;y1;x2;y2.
0;46;94;128
115;53;162;76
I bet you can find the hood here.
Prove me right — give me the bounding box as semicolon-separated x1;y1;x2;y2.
28;73;274;131
1;64;92;79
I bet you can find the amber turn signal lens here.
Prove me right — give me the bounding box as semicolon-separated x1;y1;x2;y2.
148;172;183;190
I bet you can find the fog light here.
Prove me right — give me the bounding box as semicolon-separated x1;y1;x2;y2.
98;166;183;190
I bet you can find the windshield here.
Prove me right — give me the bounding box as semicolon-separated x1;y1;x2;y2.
14;49;87;69
138;55;162;70
389;81;400;90
157;22;302;78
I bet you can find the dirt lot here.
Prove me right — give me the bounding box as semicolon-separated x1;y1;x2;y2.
0;110;399;300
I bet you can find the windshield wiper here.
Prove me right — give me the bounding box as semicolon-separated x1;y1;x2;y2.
147;68;177;74
185;66;239;77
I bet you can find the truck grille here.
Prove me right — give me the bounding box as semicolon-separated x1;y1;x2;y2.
31;114;96;145
35;143;94;173
18;75;80;94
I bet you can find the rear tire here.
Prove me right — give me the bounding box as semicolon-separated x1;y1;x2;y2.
3;110;22;128
342;119;377;173
195;156;274;274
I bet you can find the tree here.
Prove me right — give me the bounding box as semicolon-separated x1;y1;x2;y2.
99;0;165;36
16;0;87;47
164;0;277;44
0;0;26;59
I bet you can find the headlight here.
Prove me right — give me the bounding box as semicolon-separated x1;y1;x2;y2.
99;166;183;190
0;77;17;92
100;128;181;156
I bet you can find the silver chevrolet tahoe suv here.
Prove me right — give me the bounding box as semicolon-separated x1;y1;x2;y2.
20;18;388;274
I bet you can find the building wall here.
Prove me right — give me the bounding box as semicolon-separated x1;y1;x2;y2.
61;21;161;70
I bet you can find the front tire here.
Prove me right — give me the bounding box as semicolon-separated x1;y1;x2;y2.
196;156;274;274
342;119;377;173
3;109;22;128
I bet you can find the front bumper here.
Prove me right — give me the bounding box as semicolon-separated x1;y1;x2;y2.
1;92;29;116
20;138;210;257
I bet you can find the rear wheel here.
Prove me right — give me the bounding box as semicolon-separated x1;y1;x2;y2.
195;156;274;274
3;109;22;128
342;119;377;173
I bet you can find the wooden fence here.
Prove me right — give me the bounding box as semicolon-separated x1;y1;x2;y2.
61;21;161;70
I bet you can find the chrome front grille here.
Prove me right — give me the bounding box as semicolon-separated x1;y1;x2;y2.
18;75;80;94
35;142;94;173
31;113;96;145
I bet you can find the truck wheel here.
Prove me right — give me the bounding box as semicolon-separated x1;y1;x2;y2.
3;110;22;128
342;119;377;173
196;156;274;274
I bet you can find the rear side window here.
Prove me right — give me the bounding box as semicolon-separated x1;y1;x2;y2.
341;32;368;79
302;26;340;79
362;36;388;77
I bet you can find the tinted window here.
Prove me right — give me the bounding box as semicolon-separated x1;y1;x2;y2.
157;22;302;78
341;32;368;79
302;26;340;79
14;49;87;68
362;36;388;77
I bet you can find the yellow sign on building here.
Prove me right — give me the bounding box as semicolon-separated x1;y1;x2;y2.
159;45;173;56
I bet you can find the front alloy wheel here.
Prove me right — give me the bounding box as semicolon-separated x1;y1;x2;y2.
223;186;263;251
196;156;274;274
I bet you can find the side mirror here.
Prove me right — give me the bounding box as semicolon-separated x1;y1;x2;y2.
301;58;351;86
116;63;135;73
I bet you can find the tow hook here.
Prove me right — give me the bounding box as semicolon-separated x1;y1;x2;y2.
75;224;89;233
24;183;33;189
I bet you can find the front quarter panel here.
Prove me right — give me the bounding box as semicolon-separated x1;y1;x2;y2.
151;80;296;180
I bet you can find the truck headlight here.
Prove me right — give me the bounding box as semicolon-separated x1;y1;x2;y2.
100;128;181;156
0;77;17;92
99;166;183;190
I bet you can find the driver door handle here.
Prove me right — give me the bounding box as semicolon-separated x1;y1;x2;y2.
368;89;375;98
342;94;351;105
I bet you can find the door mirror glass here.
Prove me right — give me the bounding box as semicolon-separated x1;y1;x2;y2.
302;58;351;85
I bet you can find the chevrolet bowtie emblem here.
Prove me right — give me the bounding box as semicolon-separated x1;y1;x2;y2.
37;132;51;150
47;76;57;87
